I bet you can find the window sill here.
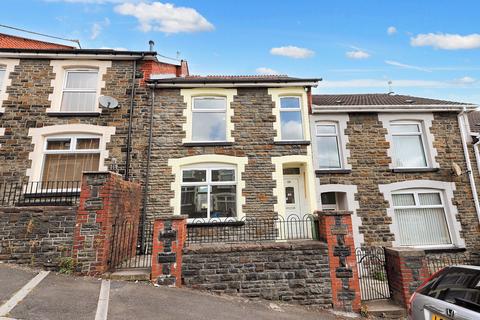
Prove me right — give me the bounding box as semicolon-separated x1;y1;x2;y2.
187;220;244;227
274;140;310;145
424;247;466;254
183;142;234;147
315;169;352;174
391;168;439;173
47;112;101;117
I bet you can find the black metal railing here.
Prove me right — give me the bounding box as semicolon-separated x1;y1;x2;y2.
186;214;319;245
108;219;154;270
0;181;81;207
425;252;473;276
355;247;391;301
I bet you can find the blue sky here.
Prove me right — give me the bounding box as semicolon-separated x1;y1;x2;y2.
2;0;480;103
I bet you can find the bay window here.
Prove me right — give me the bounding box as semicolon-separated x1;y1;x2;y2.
42;135;101;182
280;97;304;140
390;121;428;168
316;122;341;168
181;166;237;219
61;69;99;112
392;190;451;246
192;97;227;142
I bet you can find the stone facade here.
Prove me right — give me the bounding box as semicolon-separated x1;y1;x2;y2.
313;112;480;253
0;205;76;269
182;241;332;307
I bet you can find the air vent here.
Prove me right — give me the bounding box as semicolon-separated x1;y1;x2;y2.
335;100;343;104
405;99;415;104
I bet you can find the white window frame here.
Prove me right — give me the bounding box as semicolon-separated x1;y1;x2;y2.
378;113;439;170
390;120;429;169
180;164;237;222
392;189;452;247
191;96;228;143
60;69;99;113
379;180;464;249
315;121;343;169
279;96;304;141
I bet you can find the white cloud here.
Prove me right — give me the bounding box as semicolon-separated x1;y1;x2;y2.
453;76;476;84
270;46;314;59
346;50;370;59
46;0;140;3
114;2;214;34
385;60;432;72
411;33;480;50
256;67;280;75
90;18;110;40
99;46;128;51
318;78;479;89
387;26;397;35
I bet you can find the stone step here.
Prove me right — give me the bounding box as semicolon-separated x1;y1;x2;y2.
364;299;407;319
107;268;151;281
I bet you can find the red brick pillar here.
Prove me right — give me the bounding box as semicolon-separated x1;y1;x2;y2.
317;211;361;312
384;248;429;308
151;215;187;287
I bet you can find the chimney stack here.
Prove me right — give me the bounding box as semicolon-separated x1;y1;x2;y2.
148;40;155;52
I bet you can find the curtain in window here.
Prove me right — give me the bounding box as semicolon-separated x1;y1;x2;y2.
42;153;100;182
61;71;98;112
317;136;341;168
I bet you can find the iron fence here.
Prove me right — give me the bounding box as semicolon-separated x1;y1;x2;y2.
355;247;391;301
0;181;81;207
425;252;473;276
186;214;319;245
108;219;154;270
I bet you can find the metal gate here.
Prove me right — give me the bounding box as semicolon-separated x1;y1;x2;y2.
355;247;391;301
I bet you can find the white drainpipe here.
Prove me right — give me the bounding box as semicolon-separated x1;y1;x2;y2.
458;109;480;223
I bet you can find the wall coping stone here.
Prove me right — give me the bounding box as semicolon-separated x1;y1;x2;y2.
155;215;188;221
316;210;353;216
0;206;77;212
184;240;327;254
385;247;426;257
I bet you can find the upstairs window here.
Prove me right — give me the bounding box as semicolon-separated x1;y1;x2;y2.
61;69;98;112
192;97;227;142
181;166;236;219
316;122;341;168
280;97;304;140
42;135;101;182
390;121;428;168
392;190;451;246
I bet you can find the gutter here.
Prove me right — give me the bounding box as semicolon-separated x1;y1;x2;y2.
458;109;480;223
312;104;478;113
0;52;157;60
147;81;319;88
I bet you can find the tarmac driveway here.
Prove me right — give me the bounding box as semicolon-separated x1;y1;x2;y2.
0;263;352;320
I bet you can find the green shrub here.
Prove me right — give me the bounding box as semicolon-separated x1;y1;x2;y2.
58;257;76;275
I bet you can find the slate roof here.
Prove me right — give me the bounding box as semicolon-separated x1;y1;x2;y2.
468;111;480;133
312;93;472;106
0;33;75;50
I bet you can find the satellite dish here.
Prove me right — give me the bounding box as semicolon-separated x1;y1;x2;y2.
98;95;119;109
451;162;463;176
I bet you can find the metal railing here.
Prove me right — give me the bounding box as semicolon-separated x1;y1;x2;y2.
108;219;154;270
425;252;473;276
0;181;81;207
355;247;391;301
186;214;319;245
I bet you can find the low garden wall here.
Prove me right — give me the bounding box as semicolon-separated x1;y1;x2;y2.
0;206;76;269
182;241;333;307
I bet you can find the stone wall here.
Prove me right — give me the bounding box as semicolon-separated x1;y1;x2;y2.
0;206;76;269
314;112;480;252
182;241;332;307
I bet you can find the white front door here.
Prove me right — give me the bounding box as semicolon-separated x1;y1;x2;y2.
284;176;302;218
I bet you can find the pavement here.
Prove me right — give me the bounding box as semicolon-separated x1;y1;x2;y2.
0;263;356;320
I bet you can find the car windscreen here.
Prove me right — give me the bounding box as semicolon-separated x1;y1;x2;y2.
418;267;480;313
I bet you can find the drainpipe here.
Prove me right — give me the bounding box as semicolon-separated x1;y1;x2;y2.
458;108;480;223
140;87;155;250
124;55;144;181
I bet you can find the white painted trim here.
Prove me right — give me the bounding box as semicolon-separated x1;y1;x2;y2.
378;113;439;169
0;59;20;113
47;60;111;113
168;155;248;219
0;52;154;60
312;105;477;113
180;88;237;144
95;280;110;320
150;82;319;88
378;180;465;248
268;87;311;142
271;155;316;219
316;184;362;247
26;124;115;182
310;114;351;170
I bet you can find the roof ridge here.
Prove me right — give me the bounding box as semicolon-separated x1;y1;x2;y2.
0;32;74;49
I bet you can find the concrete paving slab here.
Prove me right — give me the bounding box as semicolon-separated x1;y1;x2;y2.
0;263;38;305
108;281;343;320
8;273;102;320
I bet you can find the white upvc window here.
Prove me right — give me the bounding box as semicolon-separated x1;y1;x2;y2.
60;69;99;112
280;96;304;141
390;121;428;168
41;134;101;182
316;122;342;169
392;189;451;247
180;165;237;220
191;96;227;142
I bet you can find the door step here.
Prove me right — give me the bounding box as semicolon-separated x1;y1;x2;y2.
106;268;151;281
363;299;406;319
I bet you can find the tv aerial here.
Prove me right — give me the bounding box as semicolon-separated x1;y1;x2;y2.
98;95;119;109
